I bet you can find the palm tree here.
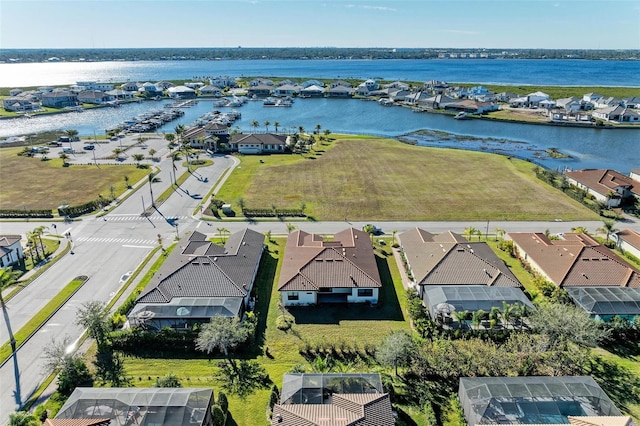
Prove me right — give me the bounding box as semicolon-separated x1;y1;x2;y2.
32;225;48;257
217;227;230;243
132;153;145;166
298;125;305;135
251;120;259;133
463;226;479;241
58;152;69;166
286;223;298;233
264;120;270;133
324;129;331;137
164;132;175;146
392;230;398;246
471;309;485;330
571;226;589;234
500;302;515;328
26;231;41;261
148;148;157;161
494;227;506;241
65;129;79;142
315;124;321;134
596;219;618;243
124;175;130;188
174;124;185;145
274;121;280;133
148;172;157;207
1;268;21;350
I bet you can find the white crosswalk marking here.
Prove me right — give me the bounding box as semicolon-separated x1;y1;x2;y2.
101;215;189;222
76;236;156;245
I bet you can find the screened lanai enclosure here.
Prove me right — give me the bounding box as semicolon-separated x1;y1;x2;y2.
459;376;621;425
54;388;214;426
280;373;383;405
565;287;640;321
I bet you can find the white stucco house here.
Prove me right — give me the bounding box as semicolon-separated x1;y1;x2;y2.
0;235;24;268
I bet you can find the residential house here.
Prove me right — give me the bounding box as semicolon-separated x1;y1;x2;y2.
209;76;236;88
272;84;301;97
184;81;204;90
398;228;531;323
539;98;557;109
249;78;274;87
278;228;382;306
624;96;640;108
77;90;115;105
509;232;640;288
73;81;114;91
8;88;22;97
183;127;208;148
301;79;324;88
54;388;214;426
495;91;520;103
326;85;354;98
0;235;24;268
595;96;623;109
459;376;625;425
41;91;78;108
271;373;394;426
246;84;273;98
583;92;605;106
388;88;411;102
556;97;584;112
617;229;640;260
167;85;196;99
300;84;325;97
120;81;140;92
404;91;431;106
140;82;161;96
444;99;499;114
383;81;410;90
630;169;640;182
423;80;449;94
155;81;175;90
565;169;640;207
128;229;264;330
198;85;223;96
418;94;458;110
329;80;352;89
106;89;134;100
593;106;640;123
230;133;288;154
2;97;38;112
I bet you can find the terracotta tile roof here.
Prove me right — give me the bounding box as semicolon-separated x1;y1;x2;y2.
510;232;640;288
565;169;639;197
398;228;521;287
272;393;394;426
231;133;288;146
618;229;640;250
278;229;382;292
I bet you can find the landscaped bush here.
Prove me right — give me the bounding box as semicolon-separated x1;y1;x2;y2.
242;208;306;218
110;327;199;355
0;208;54;218
59;196;113;217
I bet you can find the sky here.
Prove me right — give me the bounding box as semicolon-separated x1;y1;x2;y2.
1;0;639;50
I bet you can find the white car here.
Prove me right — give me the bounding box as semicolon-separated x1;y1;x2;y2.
119;271;133;284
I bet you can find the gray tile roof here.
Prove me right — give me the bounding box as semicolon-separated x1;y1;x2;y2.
399;228;520;287
136;229;264;304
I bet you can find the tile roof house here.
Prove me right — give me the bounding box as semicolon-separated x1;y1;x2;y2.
272;373;394;426
0;235;24;268
54;388;214;426
128;229;264;330
617;228;640;260
398;228;531;322
278;228;382;306
41;91;78;108
76;90;115;105
229;133;289;154
509;232;640;288
564;169;640;207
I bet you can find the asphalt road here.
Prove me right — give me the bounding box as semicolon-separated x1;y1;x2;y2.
0;145;638;423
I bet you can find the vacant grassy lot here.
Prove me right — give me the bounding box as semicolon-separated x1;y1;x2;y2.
216;136;597;221
0;147;148;210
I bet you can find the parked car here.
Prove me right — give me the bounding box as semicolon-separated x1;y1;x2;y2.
363;224;383;235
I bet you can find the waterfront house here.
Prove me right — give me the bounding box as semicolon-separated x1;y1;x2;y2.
184;81;204;90
249;78;273;87
8;89;22;97
326;85;354;98
209;76;236;88
398;228;531;324
77;90;114;105
2;97;38;112
120;81;140;92
167;85;196;99
565;168;640;206
272;373;394;426
423;80;449;94
301;79;324;88
556;97;583;112
624;96;640;108
617;228;640;259
231;133;288;154
140;82;160;96
384;81;410;90
495;92;520;103
583;92;605;106
272;84;301;97
594;106;640;123
444;99;498;114
106;89;134;100
128;229;264;330
278;228;382;306
300;84;325;97
595;96;623;109
330;80;352;89
246;84;272;98
155;81;175;90
54;388;215;426
198;85;223;96
419;94;458;110
73;81;114;91
0;235;24;268
41;91;78;108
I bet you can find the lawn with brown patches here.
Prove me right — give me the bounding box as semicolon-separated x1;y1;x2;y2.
0;147;148;209
219;136;597;221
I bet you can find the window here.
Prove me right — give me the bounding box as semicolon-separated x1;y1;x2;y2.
288;292;299;301
357;289;373;297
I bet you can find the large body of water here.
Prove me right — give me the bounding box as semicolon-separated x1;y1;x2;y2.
0;59;638;173
1;59;639;87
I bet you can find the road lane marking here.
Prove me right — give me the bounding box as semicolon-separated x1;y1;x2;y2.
122;245;155;249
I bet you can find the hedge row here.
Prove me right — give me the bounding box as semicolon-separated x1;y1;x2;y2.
0;209;54;218
58;197;113;217
242;208;306;217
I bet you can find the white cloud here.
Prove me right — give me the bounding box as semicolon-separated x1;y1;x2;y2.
345;4;396;11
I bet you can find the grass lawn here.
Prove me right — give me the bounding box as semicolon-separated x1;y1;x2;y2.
591;347;640;421
215;136;598;221
116;239;416;426
0;147;149;210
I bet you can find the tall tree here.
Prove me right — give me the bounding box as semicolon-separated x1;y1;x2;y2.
75;300;110;350
8;412;37;426
32;225;48;257
1;268;21;350
315;123;321;134
463;226;479;241
376;330;416;376
274;121;280;133
43;336;93;396
196;316;250;371
251;120;259;133
132;153;145;166
264;120;270;133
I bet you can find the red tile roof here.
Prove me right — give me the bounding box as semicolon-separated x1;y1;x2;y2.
565;169;639;197
510;232;640;287
618;229;640;250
